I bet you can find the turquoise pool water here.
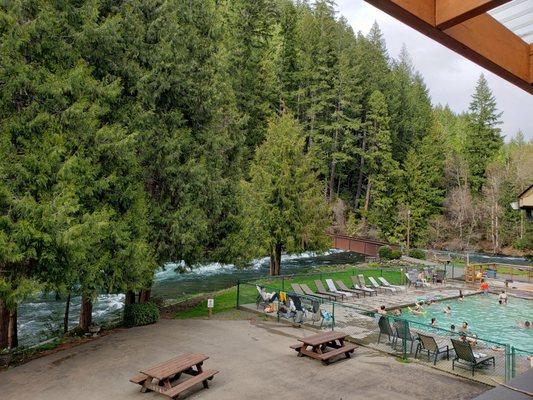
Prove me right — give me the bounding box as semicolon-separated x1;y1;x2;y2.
401;294;533;352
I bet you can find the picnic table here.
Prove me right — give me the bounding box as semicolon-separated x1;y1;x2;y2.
130;353;219;399
290;331;357;365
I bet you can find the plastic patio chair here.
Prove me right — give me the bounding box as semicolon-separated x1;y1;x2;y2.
415;333;450;365
451;339;495;376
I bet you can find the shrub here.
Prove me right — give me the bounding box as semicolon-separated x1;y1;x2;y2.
123;302;160;328
379;246;402;260
390;249;402;260
409;249;426;260
378;246;392;259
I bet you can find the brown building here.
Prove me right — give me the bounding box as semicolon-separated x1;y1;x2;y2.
518;184;533;220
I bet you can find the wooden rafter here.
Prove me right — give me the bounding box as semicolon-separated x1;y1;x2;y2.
436;0;512;30
364;0;533;94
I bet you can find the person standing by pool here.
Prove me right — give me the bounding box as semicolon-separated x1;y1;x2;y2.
479;279;489;293
498;290;508;305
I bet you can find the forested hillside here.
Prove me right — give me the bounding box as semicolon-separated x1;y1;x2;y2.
1;0;531;347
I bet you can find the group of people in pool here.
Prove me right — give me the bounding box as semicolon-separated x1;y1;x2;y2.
376;288;532;336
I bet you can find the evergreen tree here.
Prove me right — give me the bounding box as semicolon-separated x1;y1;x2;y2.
465;74;503;193
364;91;401;240
239;113;330;275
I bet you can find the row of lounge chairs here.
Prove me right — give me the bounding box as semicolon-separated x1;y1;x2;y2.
289;275;405;302
378;317;495;376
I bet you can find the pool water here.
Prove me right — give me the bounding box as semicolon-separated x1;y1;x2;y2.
401;294;533;352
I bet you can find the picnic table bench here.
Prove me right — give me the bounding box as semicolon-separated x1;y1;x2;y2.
130;353;219;399
290;331;357;365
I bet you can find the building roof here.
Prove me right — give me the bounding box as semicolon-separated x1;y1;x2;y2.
518;183;533;198
472;368;533;400
363;0;533;95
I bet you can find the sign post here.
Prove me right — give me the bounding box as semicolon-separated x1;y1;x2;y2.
207;298;214;319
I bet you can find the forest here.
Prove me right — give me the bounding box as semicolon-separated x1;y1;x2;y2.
1;0;531;349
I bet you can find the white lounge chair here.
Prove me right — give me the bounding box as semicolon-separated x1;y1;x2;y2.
368;276;395;294
378;277;406;291
325;279;353;298
350;275;377;296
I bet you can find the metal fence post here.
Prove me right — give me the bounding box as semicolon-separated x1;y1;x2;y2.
505;344;510;381
236;280;240;309
332;302;335;331
511;346;516;379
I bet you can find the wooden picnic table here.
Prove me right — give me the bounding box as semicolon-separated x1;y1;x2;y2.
130;353;219;398
291;331;357;365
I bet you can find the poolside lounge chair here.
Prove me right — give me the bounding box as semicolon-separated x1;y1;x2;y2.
378;277;406;292
335;280;365;297
314;280;345;301
405;272;428;288
325;279;355;298
300;283;335;301
368;276;395;294
392;319;417;354
290;283;306;296
377;316;395;344
434;270;446;283
350;275;377;296
451;339;495;376
358;275;380;294
415;333;450;365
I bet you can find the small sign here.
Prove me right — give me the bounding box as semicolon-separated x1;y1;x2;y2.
207;298;214;308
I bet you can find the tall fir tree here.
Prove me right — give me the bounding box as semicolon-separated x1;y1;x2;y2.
465;74;503;193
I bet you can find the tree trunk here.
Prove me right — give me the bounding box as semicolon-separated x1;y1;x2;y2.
79;295;93;332
354;136;366;208
8;309;17;349
328;127;340;202
363;181;372;213
0;299;9;350
125;290;136;306
269;243;283;276
139;289;151;303
63;292;71;334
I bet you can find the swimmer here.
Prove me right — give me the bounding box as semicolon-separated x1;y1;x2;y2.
431;317;437;327
458;290;464;301
443;306;451;314
377;305;387;315
408;306;424;316
498;290;508;305
460;321;469;332
518;321;532;329
450;324;456;334
393;309;402;317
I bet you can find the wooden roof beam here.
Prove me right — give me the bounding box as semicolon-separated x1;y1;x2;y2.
364;0;533;94
436;0;512;30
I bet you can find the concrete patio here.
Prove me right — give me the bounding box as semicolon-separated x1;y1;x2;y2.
0;316;488;400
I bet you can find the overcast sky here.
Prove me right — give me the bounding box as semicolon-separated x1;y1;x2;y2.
337;0;533;141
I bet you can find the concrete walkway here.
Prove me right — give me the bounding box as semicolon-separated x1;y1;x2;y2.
0;317;487;400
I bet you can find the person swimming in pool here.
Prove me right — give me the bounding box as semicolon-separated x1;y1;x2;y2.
443;306;451;314
498;290;508;305
460;321;469;332
458;290;464;301
408;302;424;315
431;317;438;327
518;321;532;329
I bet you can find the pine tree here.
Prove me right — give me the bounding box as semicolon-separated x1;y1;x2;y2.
364;90;401;240
465;74;503;193
239;113;330;275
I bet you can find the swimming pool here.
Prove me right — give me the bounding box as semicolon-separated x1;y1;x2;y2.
400;294;533;352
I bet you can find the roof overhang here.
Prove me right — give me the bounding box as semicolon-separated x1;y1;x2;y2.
363;0;533;95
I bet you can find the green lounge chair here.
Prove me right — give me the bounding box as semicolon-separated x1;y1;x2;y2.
451;339;495;376
415;333;450;365
377;316;395;344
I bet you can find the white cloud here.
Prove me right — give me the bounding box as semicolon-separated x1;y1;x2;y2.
337;0;533;140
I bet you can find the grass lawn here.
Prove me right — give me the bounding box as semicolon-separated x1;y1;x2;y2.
173;267;404;319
